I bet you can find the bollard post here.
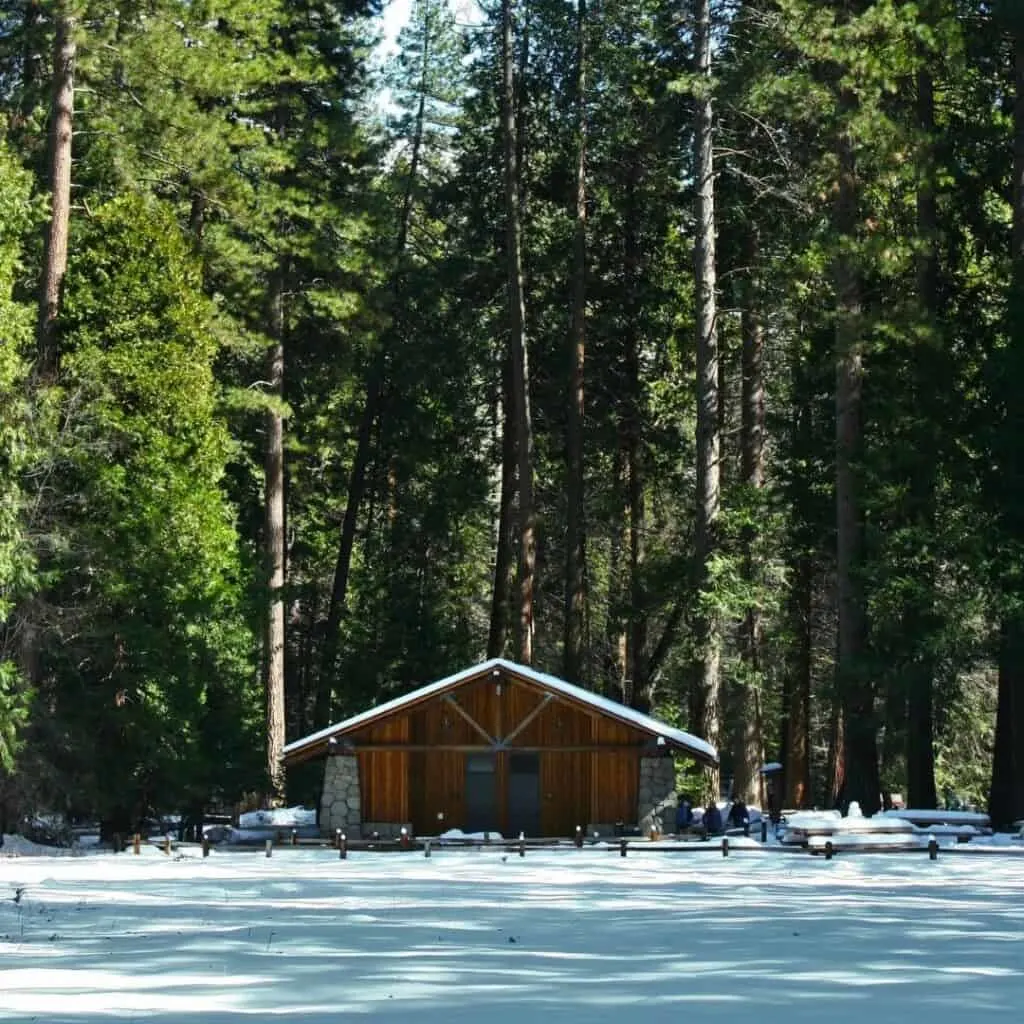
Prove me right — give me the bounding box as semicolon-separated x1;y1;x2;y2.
163;835;171;856
519;832;526;858
133;833;141;855
400;827;410;850
575;825;583;849
265;839;273;858
928;837;938;861
620;838;627;858
291;829;298;847
202;837;210;858
825;840;834;861
335;828;342;850
722;837;729;858
424;839;431;858
339;833;347;860
760;819;767;844
743;818;750;837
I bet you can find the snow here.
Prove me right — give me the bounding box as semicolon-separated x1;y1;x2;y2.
237;806;317;829
440;828;507;841
0;834;84;858
881;809;992;828
284;657;718;764
3;844;1024;1022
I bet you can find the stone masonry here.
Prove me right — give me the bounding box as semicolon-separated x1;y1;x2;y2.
319;754;361;836
638;756;677;835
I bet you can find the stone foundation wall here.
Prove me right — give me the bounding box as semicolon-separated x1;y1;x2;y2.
638;756;677;835
319;755;361;836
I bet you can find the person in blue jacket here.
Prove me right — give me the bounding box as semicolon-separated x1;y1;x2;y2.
703;801;723;836
676;796;694;833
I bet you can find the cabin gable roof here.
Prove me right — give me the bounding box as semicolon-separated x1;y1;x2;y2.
283;659;717;765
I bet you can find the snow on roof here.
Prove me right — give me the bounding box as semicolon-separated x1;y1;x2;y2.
283;658;718;763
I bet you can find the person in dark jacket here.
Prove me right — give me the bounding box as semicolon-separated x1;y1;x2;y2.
676;796;694;833
727;798;749;830
703;802;723;836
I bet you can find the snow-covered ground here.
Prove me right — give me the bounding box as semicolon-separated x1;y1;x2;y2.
2;844;1023;1022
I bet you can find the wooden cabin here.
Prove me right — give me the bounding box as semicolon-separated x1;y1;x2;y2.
283;658;718;839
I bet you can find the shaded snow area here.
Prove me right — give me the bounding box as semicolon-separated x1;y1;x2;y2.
3;848;1024;1023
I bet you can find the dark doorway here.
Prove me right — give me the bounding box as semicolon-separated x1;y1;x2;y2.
464;753;499;833
507;752;541;837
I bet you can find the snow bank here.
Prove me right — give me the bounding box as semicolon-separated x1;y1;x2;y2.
439;828;506;842
0;834;81;858
237;806;316;829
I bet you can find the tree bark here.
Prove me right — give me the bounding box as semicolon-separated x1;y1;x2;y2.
990;20;1024;829
563;0;587;684
833;82;879;814
36;8;75;382
905;63;939;810
991;618;1024;827
732;229;765;805
621;158;649;708
318;361;380;723
690;0;721;799
488;356;516;659
319;11;434;709
264;267;287;803
604;442;628;700
783;348;813;808
501;0;535;665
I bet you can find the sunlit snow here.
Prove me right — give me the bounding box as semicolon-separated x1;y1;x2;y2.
2;843;1023;1022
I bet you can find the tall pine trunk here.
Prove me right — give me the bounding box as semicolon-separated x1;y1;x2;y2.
37;7;75;381
264;267;287;802
834;84;879;814
501;0;535;665
623;159;648;708
906;62;939;810
488;357;516;658
733;230;765;804
690;0;721;797
319;11;434;710
990;19;1024;830
784;349;813;808
563;0;587;683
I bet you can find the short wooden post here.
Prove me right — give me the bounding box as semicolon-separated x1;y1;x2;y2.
291;829;298;847
424;839;431;858
760;819;767;843
825;840;834;861
928;837;938;861
202;837;210;858
722;837;729;857
265;839;273;858
574;825;583;849
163;835;171;856
519;832;525;858
620;838;627;858
400;827;410;850
339;833;347;860
133;833;141;855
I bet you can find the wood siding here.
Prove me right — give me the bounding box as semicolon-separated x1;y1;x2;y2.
339;667;656;836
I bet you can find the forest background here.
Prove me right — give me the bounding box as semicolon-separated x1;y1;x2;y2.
2;0;1024;837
